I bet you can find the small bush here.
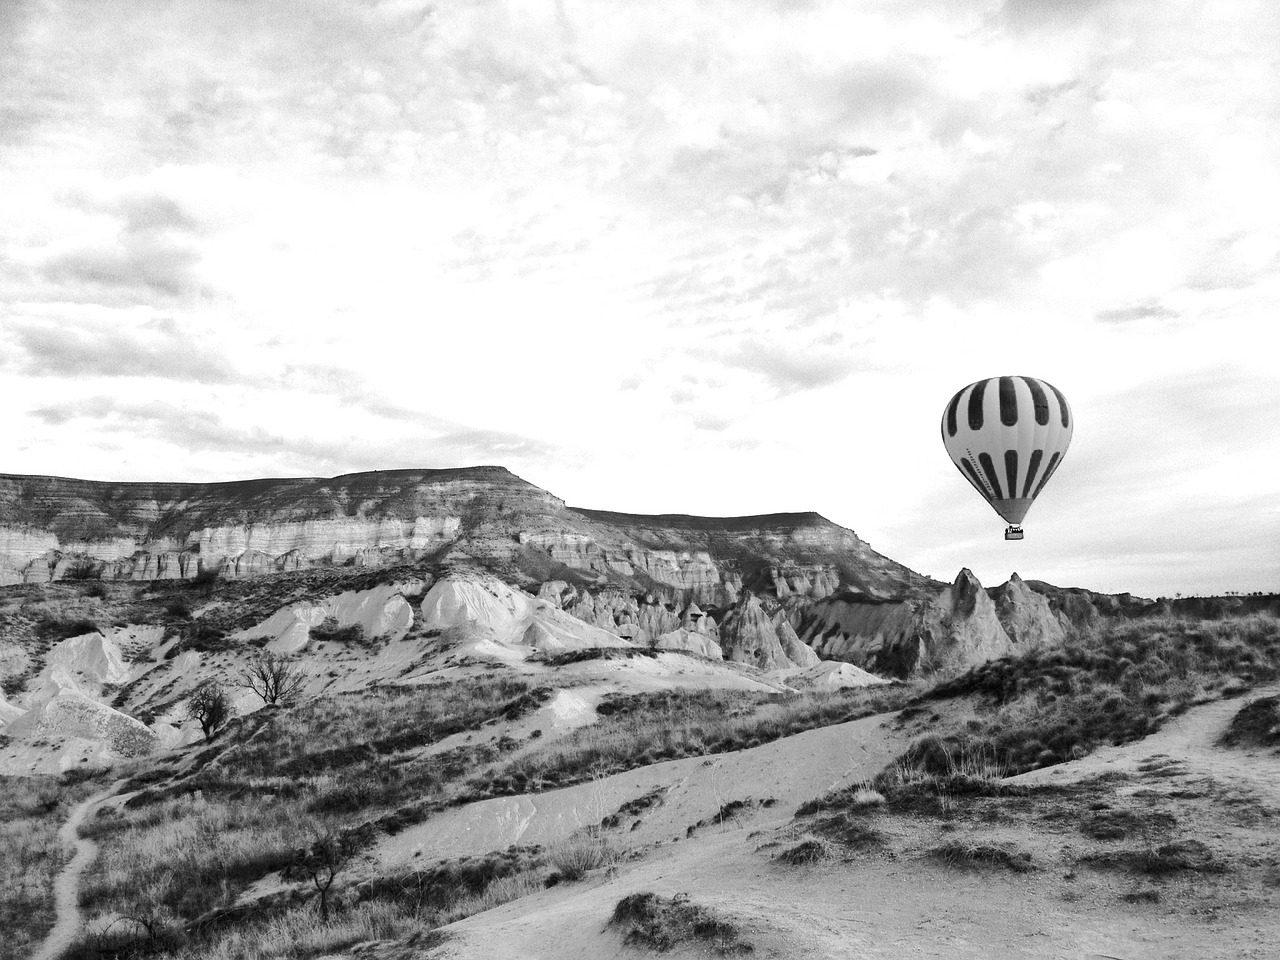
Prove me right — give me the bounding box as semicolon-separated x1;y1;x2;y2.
64;558;101;581
310;617;369;646
1081;839;1225;876
175;621;232;653
1218;696;1280;750
776;837;831;865
928;841;1034;873
34;615;99;641
548;836;612;881
610;892;751;955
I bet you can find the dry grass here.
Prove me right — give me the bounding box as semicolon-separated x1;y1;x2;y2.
919;613;1280;773
141;900;432;960
1218;695;1280;750
75;673;550;949
928;841;1034;873
79;790;317;922
0;771;106;960
548;835;615;881
473;684;913;798
609;892;752;955
775;836;832;865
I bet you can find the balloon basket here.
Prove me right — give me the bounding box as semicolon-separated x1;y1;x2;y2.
1004;526;1024;541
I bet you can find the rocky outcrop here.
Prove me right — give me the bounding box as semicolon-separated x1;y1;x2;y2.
795;569;1034;678
719;594;810;671
796;593;920;667
776;616;820;668
991;573;1066;647
654;629;723;659
880;569;1012;676
234;580;426;653
770;565;841;600
780;661;890;690
6;691;158;759
418;574;629;654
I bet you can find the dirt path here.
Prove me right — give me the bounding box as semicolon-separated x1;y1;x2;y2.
31;782;119;960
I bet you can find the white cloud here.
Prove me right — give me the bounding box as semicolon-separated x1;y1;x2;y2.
0;0;1276;595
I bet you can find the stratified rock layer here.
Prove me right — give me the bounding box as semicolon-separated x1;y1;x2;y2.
0;469;930;606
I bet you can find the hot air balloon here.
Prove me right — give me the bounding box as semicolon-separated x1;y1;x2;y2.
941;375;1072;540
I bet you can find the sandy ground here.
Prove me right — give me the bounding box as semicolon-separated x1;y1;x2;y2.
373;710;908;869
361;688;1280;960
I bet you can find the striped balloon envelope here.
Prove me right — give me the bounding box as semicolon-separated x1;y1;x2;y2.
940;376;1072;534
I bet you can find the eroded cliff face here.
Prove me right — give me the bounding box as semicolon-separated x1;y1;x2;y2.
0;467;550;585
790;567;1073;678
0;470;932;605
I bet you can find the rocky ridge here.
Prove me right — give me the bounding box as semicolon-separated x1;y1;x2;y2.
788;568;1087;678
0;469;929;605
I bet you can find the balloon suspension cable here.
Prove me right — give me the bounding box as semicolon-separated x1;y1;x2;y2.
1004;525;1025;541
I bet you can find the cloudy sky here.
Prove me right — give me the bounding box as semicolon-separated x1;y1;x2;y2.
2;0;1277;598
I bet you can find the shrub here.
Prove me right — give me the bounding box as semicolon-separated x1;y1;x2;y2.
1218;696;1280;749
33;615;99;641
64;558;100;581
310;617;369;646
776;837;831;865
928;841;1034;873
548;836;612;881
191;566;222;593
609;892;751;955
175;621;232;653
918;613;1280;775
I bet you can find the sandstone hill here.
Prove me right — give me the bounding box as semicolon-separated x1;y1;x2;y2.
0;468;928;602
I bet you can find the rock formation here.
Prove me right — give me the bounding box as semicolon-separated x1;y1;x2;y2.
7;691;158;759
990;573;1067;647
794;568;1050;677
417;573;629;653
881;568;1012;676
0;470;931;606
653;629;723;659
233;580;425;653
719;594;813;671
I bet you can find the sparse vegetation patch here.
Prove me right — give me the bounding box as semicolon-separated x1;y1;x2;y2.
472;685;912;799
0;772;107;960
914;613;1280;774
609;892;752;955
928;841;1034;873
1080;839;1226;877
1218;695;1280;750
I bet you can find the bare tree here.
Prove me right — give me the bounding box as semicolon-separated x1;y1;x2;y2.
185;680;232;741
297;829;350;921
238;653;307;706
